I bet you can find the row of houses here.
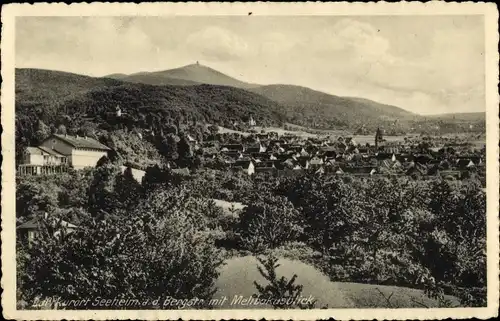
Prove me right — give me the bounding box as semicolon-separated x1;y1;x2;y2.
205;134;484;178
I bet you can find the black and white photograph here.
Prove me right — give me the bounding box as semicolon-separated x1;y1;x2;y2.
1;2;498;320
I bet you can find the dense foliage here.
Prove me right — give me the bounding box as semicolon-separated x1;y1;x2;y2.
174;170;487;306
17;165;225;309
17;163;487;308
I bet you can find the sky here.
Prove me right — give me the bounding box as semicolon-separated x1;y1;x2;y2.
16;15;485;115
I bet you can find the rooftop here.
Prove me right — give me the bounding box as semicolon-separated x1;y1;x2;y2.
52;134;111;151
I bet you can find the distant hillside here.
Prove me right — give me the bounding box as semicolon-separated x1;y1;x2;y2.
15;68;286;156
16;68;123;109
249;85;417;129
427;112;486;121
105;64;418;130
107;63;259;89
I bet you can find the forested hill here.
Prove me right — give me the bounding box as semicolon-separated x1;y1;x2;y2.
106;63;420;130
15;68;286;158
249;85;418;129
16;68;286;125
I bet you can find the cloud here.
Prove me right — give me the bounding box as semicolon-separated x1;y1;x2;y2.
184;26;252;61
301;18;392;64
15;16;485;113
16;17;158;74
258;32;298;56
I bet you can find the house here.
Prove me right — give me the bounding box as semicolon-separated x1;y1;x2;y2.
120;166;147;183
22;146;68;166
384;146;400;154
414;154;433;165
282;158;296;169
246;143;266;154
342;165;377;176
406;164;428;177
171;168;191;176
319;146;337;158
439;170;462;180
38;134;111;169
309;157;324;169
333;166;345;174
233;159;255;176
255;166;278;174
376;152;393;161
255;160;275;167
17;215;77;243
396;154;413;163
287;145;306;154
315;167;325;175
278;168;305;177
456;158;476;169
248;116;257;127
297;158;310;170
223;151;244;160
221;144;244;152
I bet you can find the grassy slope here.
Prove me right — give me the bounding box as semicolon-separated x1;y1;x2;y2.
215;256;460;309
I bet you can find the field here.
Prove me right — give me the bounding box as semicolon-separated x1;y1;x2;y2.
211;199;246;217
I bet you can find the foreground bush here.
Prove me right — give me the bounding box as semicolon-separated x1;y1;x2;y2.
18;188;224;309
237;195;303;253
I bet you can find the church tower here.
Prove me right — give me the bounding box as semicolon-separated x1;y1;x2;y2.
375;127;382;148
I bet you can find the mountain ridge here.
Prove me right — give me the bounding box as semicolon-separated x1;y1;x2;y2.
105;63;418;129
107;63;259;89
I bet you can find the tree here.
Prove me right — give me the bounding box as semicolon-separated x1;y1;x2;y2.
253;254;314;309
96;155;111;168
16;179;60;221
57;169;94;208
56;124;67;135
18;188;224;307
115;167;145;211
164;124;178;135
238;195;303;252
177;135;193;160
160;133;179;160
87;164;122;216
208;124;219;135
34;120;51;144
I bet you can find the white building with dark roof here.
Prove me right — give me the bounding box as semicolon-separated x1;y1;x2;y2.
39;134;111;169
19;134;111;174
23;146;68;166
